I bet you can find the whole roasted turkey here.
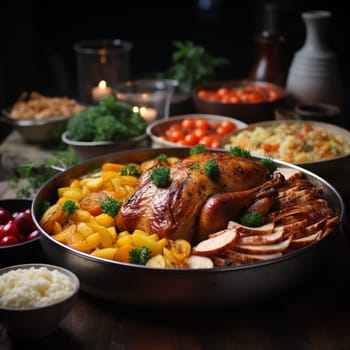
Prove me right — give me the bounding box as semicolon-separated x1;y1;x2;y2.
116;151;284;243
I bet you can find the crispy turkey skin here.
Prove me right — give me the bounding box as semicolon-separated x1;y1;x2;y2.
115;152;271;242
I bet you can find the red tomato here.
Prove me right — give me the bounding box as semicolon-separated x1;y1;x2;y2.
180;118;194;130
194;118;209;130
168;129;184;143
0;235;19;246
27;230;41;241
183;133;199;146
0;207;13;225
0;220;19;239
14;210;35;236
199;135;216;147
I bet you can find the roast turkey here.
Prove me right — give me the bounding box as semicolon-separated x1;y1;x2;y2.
116;151;277;243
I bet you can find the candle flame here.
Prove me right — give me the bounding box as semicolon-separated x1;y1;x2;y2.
98;80;107;89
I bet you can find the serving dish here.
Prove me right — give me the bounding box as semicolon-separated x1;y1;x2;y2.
0;263;79;339
147;113;247;148
61;130;149;161
0;110;70;144
31;147;344;308
0;198;44;268
222;120;350;197
192;79;288;124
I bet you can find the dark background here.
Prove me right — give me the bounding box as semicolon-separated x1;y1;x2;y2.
0;0;348;111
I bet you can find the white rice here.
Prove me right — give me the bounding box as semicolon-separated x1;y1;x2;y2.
0;266;75;308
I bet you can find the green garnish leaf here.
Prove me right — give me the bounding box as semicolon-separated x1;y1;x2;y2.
101;196;121;217
259;158;277;173
239;212;263;227
156;153;169;164
129;246;151;265
190;144;206;155
120;164;141;177
229;146;251;158
203;158;219;179
62;200;78;215
150;166;171;188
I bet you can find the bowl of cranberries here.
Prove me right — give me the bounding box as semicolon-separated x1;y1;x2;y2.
0;198;44;267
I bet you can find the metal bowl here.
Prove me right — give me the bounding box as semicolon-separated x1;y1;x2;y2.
31;147;344;309
1;109;70;144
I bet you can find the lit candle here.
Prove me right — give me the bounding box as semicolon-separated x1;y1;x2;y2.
92;80;112;102
133;106;157;123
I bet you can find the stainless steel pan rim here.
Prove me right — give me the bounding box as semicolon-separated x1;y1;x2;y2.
31;147;345;307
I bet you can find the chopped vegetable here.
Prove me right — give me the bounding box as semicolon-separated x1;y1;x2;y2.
239;212;263;227
150;166;171;188
100;196;121;217
190;144;206;155
119;164;141;177
129;246;152;265
62;200;78;215
229;146;251;158
203;158;219;179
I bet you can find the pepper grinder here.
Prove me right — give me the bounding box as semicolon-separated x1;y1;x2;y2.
249;2;287;86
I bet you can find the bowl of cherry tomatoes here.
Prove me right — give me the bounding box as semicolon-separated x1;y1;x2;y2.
192;80;288;124
0;199;44;267
147;114;247;148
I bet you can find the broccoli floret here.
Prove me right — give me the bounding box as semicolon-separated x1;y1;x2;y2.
100;196;121;217
65;95;147;142
151;166;171;187
129;246;151;265
66;112;95;141
239;212;263;227
62;200;78;215
120;164;142;177
190;144;206;155
229;146;251;158
203;158;219;179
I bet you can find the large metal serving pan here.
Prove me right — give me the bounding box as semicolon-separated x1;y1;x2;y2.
31;147;345;309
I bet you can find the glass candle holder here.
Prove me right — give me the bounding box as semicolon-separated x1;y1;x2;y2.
74;38;133;104
115;79;177;123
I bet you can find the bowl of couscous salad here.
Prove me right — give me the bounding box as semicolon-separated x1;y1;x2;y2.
222;120;350;196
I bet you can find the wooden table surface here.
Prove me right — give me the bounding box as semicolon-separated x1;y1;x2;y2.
1;132;350;350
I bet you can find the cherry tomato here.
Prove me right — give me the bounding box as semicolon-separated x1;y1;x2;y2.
0;207;13;224
14;209;35;236
27;230;41;241
180;118;194;130
0;235;19;246
0;220;19;239
183;133;199;146
194;118;209;130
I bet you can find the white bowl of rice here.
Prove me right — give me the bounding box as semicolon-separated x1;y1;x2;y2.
222;120;350;196
0;263;79;339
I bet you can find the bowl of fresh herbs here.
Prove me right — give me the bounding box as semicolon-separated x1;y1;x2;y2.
62;95;149;161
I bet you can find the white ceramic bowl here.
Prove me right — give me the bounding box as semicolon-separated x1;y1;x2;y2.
147;113;247;148
0;263;79;339
62;130;149;161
